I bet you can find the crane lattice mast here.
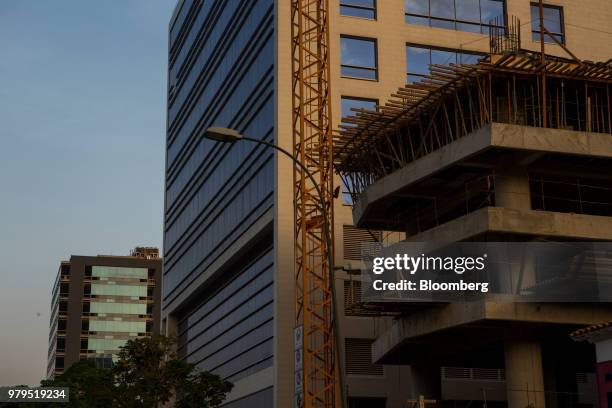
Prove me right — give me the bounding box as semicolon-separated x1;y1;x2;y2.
291;0;337;407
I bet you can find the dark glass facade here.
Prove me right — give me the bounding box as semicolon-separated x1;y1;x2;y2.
177;249;274;382
165;0;274;299
164;0;275;400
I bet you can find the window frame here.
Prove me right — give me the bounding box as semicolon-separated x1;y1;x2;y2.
340;0;377;20
404;0;507;35
341;96;379;122
340;35;379;81
530;3;565;44
406;43;485;83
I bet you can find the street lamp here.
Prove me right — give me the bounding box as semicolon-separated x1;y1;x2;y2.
203;127;346;408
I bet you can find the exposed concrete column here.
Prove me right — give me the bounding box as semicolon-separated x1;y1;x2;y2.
505;339;546;408
495;168;532;210
495;168;537;294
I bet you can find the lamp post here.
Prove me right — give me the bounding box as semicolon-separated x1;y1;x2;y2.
203;127;345;408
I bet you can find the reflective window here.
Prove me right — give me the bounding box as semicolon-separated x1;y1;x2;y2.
480;0;505;28
430;0;454;29
531;3;564;44
341;36;378;80
55;357;64;369
163;33;275;293
405;0;506;34
91;266;148;279
164;0;276;302
163;160;274;295
166;0;274;160
340;0;376;19
88;355;115;368
58;319;66;331
91;284;147;298
170;0;213;82
169;0;195;49
406;44;484;83
341;97;378;126
90;302;147;315
88;319;146;333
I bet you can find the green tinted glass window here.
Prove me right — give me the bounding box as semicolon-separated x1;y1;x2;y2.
90;302;147;315
91;284;147;297
87;338;129;352
91;266;148;279
89;319;147;333
87;354;118;368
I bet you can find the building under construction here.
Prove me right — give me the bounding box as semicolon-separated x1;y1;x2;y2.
162;0;612;407
335;40;612;408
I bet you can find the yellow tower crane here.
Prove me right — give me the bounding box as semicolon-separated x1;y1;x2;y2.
291;0;339;407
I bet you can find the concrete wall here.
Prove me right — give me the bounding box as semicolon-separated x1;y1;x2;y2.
274;1;295;406
510;0;612;61
596;337;612;363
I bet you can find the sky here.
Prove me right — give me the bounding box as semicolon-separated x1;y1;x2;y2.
0;0;176;385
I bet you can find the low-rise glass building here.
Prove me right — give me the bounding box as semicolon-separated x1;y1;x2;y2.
46;247;162;379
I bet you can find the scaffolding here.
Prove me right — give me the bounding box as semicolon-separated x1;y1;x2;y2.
334;51;612;203
130;247;159;259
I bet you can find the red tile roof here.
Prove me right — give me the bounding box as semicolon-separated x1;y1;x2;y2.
570;321;612;338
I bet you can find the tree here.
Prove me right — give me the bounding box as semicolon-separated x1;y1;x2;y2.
113;335;232;407
39;335;232;408
0;362;113;408
113;335;187;407
41;360;114;407
175;371;234;408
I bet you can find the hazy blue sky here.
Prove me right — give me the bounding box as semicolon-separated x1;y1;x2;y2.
0;0;175;385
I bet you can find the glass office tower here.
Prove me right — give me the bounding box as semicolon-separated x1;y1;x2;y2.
163;0;275;406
